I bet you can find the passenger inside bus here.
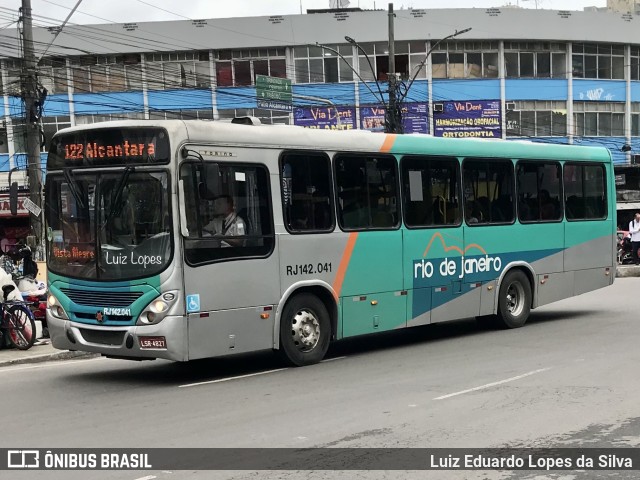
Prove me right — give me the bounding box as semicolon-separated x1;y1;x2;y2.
203;195;247;247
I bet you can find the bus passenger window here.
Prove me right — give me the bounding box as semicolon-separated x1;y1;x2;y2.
564;163;606;221
280;152;334;233
335;154;399;231
463;158;514;225
400;156;460;228
516;161;562;223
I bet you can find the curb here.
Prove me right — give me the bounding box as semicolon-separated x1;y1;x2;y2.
616;266;640;277
0;350;98;368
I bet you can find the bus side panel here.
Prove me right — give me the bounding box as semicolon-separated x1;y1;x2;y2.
536;271;574;307
183;253;281;359
340;230;405;337
563;221;615;271
573;267;613;297
187;307;275;360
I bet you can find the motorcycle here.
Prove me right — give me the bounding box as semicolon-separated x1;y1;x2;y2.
618;232;634;265
0;245;48;338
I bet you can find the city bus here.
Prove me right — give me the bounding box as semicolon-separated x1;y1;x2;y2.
44;119;616;366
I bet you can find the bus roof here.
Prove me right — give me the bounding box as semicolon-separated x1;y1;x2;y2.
53;120;612;163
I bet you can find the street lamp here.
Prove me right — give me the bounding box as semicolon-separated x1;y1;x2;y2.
314;42;386;108
344;35;386;104
400;27;472;103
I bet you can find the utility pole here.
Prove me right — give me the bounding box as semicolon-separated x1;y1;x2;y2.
20;0;44;248
386;3;402;133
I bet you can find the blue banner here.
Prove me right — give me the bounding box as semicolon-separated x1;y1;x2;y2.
360;103;428;134
293;106;356;130
433;100;501;139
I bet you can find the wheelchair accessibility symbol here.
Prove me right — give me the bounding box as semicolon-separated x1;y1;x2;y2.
186;294;200;313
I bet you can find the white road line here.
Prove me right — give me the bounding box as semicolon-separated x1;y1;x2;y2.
433;367;552;400
321;356;347;363
0;356;103;373
179;368;288;388
133;476;157;480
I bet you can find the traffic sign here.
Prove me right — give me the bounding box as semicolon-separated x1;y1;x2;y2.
256;75;292;112
22;197;41;217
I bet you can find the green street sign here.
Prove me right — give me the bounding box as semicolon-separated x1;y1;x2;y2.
256;75;292;111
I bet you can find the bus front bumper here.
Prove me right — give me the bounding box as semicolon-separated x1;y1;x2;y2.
47;313;188;362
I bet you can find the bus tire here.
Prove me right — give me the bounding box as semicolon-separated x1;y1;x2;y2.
278;293;330;367
496;270;531;329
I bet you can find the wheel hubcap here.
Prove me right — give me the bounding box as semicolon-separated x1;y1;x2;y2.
505;282;525;317
291;309;320;352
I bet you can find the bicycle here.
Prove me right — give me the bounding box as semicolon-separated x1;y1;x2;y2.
0;285;36;350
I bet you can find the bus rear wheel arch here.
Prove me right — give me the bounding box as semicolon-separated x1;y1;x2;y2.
278;292;331;366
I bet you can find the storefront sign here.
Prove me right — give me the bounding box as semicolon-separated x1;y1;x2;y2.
433;100;502;138
0;194;29;217
360;103;428;134
293;106;356;130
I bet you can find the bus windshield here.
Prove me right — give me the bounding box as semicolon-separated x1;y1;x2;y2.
46;170;172;280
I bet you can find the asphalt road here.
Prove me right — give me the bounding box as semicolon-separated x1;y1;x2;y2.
3;278;640;480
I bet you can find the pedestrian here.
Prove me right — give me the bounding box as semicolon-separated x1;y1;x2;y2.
629;212;640;265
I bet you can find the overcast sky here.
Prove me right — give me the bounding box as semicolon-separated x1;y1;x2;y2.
2;0;608;25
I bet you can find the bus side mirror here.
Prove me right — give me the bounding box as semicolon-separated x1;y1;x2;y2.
9;182;18;216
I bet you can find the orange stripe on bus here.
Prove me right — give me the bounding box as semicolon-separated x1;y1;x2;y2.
332;232;358;300
380;134;397;152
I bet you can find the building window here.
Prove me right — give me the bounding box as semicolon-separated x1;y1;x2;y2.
217;108;290;125
632;103;640;136
632;46;640;81
148;109;214;120
352;41;424;82
504;42;566;78
573;102;625;137
145;51;210;90
432;40;499;79
38;57;69;94
506;101;567;137
41;116;71;151
572;43;624;79
215;48;286;87
70;54;144;92
294;44;353;84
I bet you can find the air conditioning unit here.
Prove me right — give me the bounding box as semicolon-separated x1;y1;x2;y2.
506;102;516;111
433;103;444;113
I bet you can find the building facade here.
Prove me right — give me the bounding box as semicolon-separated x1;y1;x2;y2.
3;6;640;186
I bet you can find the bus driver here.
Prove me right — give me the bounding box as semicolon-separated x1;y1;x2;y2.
203;195;246;247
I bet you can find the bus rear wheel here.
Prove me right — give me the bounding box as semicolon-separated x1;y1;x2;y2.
496;270;531;329
279;293;330;367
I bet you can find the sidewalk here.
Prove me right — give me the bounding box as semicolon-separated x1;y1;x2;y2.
0;320;96;368
616;264;640;277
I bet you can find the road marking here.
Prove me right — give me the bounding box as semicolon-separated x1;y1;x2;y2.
0;356;102;373
134;476;157;480
321;356;347;363
433;367;552;400
179;368;288;388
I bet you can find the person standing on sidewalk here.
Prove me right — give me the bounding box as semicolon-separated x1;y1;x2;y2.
629;213;640;265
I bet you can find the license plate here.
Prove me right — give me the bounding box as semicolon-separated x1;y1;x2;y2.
139;336;167;349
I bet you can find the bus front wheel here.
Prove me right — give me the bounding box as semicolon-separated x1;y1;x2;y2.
279;293;331;367
496;270;531;329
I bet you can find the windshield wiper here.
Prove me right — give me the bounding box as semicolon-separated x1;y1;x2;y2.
98;165;135;233
63;168;86;209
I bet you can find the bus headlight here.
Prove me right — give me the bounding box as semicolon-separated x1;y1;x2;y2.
47;295;69;320
137;290;178;325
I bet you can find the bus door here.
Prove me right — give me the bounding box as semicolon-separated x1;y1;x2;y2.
333;154;406;338
515;161;566;306
458;159;518;319
400;156;462;326
562;162;612;298
179;159;279;359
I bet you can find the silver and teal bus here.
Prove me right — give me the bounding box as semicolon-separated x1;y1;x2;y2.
45;120;615;366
